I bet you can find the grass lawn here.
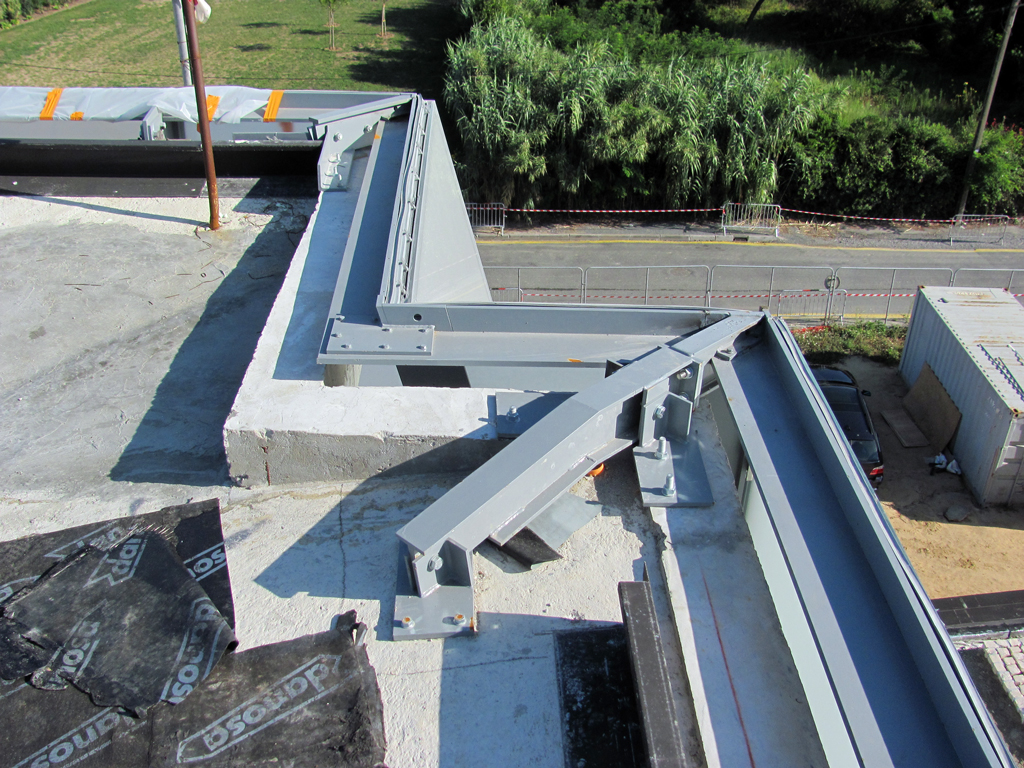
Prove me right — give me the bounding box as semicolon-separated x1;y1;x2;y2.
795;321;907;367
0;0;460;98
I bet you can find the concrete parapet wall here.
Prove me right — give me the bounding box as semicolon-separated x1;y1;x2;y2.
224;156;503;487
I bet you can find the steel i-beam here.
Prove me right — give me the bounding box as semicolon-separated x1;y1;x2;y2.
392;314;761;640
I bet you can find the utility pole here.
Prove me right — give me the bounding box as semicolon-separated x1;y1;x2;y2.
171;0;192;86
182;0;219;231
956;0;1020;217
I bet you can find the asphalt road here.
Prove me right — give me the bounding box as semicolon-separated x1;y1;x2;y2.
476;223;1024;320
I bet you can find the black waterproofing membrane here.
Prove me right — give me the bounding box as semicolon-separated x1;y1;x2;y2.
0;502;386;767
0;500;236;713
0;616;385;768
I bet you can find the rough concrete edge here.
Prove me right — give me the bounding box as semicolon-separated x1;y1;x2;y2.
650;507;722;768
225;426;507;488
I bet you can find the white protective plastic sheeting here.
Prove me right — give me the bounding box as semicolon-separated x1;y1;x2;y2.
56;88;168;121
148;86;272;123
0;87;51;120
0;86;272;123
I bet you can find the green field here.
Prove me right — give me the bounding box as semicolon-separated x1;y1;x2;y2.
0;0;458;96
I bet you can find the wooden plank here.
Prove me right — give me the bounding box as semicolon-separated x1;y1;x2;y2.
882;408;930;448
903;363;962;452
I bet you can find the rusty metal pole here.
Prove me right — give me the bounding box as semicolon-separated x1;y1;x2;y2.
182;0;219;230
956;0;1020;218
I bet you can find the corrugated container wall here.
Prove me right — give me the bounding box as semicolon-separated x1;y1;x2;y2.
900;287;1024;507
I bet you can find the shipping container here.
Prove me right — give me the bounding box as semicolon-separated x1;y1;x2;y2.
900;287;1024;506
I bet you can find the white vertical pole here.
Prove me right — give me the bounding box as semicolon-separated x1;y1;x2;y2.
171;0;193;86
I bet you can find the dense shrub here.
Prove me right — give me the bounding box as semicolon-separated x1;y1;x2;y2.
787;115;962;217
445;16;830;208
1;0;65;28
447;0;1024;216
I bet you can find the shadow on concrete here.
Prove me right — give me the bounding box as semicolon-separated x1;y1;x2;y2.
110;196;309;485
437;612;626;768
959;649;1024;764
0;190;207;226
349;0;464;102
253;472;463;641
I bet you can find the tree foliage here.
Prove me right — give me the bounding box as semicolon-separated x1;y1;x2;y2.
445;15;831;208
445;0;1024;216
1;0;63;29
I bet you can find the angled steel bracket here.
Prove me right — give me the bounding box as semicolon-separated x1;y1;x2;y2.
314;99;412;190
392;314;761;640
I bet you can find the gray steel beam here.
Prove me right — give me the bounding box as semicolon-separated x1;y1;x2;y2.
716;325;1014;768
392;314;762;640
319;305;736;367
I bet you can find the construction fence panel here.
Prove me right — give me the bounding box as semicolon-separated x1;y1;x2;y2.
949;215;1009;246
582;265;710;306
835;267;954;323
777;289;844;324
953;267;1024;308
721;202;782;238
466;203;507;234
483;266;584;304
709;265;834;318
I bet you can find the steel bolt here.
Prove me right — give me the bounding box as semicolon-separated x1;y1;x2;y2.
454;614;468;626
662;474;676;496
401;616;415;629
653;405;666;419
508;406;520;423
677;368;693;380
428;556;443;572
417;345;426;351
655;436;668;461
340;343;351;349
379;344;389;350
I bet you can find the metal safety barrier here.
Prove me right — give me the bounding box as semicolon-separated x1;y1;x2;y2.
484;264;1024;324
949;214;1009;246
485;266;584;303
582;265;711;307
777;289;847;324
466;202;506;234
721;202;782;238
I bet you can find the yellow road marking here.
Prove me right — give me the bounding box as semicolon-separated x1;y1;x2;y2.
477;239;1024;254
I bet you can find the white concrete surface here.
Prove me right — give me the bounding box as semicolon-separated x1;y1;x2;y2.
654;404;827;768
0;190;828;767
223;154;502;487
0;194;680;765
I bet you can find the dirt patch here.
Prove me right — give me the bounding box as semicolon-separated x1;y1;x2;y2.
843;357;1024;599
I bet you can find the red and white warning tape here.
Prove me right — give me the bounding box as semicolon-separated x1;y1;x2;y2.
496;204;1012;226
778;208;956;225
504;207;722;214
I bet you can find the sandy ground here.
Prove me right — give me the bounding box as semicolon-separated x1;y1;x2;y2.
843;357;1024;599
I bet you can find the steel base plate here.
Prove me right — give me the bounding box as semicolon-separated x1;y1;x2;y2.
633;437;713;508
393;550;475;641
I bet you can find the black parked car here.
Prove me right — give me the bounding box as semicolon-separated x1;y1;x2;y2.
811;367;884;486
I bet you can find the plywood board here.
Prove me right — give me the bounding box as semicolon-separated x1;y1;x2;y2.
882;408;931;448
903;363;962;452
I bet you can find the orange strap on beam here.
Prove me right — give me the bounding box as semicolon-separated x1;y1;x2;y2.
39;88;63;120
264;90;284;122
70;111;84;121
205;95;220;119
